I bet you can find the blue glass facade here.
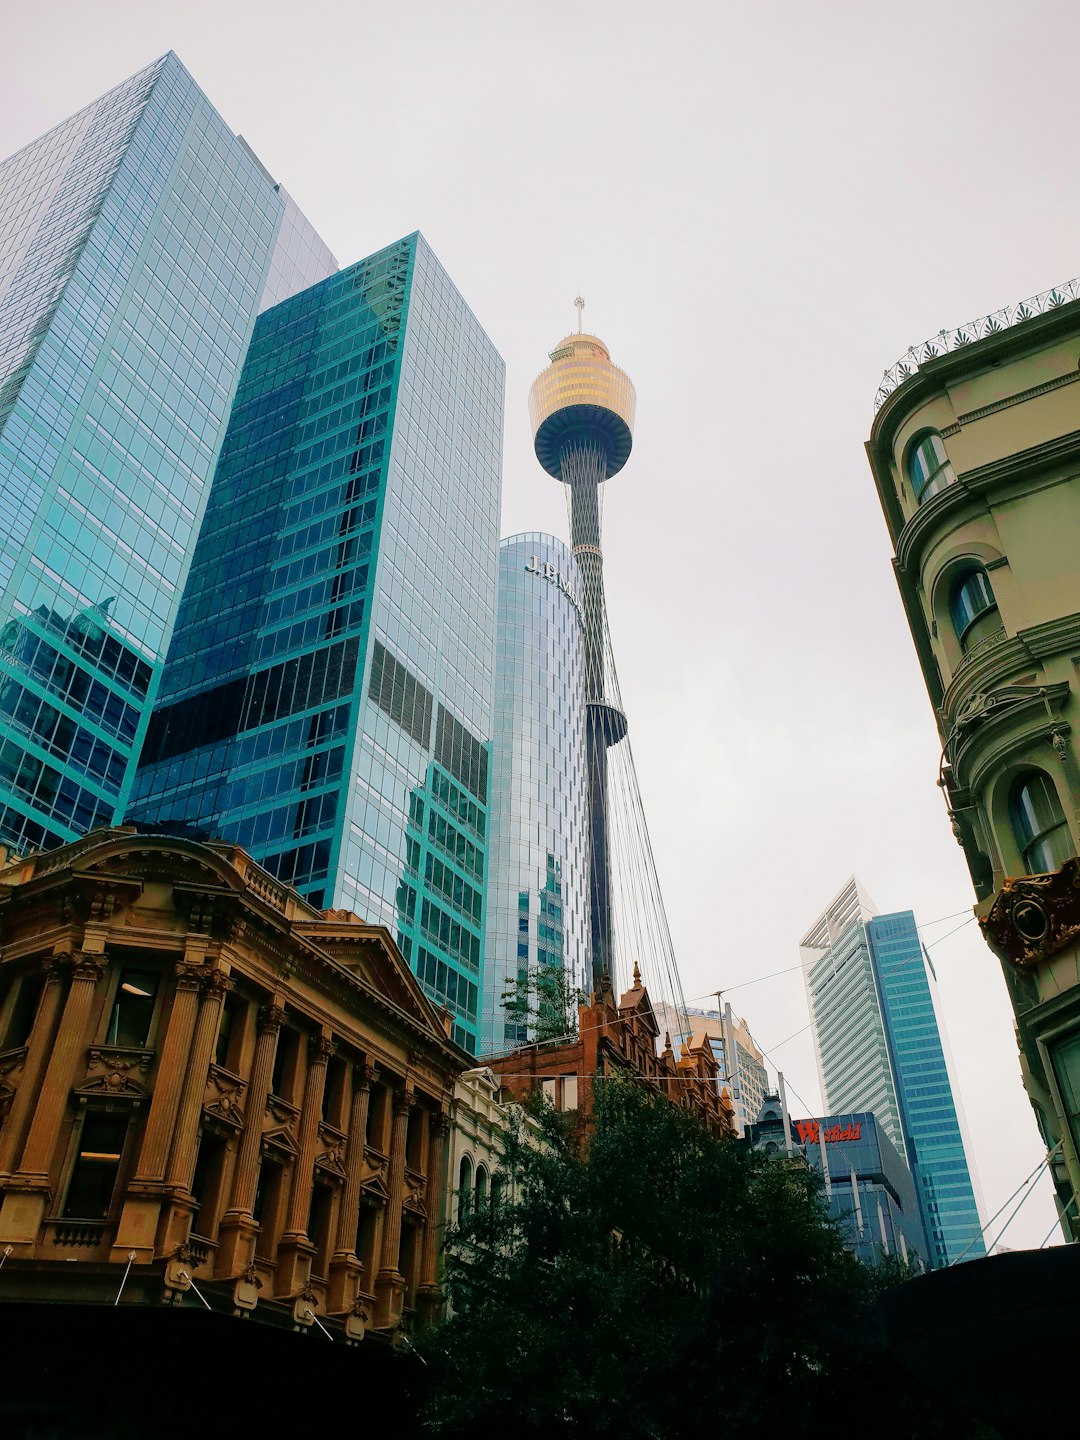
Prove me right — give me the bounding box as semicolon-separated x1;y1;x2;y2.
130;234;504;1054
0;54;335;856
802;879;984;1267
483;534;588;1054
750;1103;929;1269
868;911;985;1266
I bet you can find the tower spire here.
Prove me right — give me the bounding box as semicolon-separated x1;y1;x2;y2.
574;295;585;333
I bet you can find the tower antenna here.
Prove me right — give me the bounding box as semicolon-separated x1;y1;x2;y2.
574;295;585;333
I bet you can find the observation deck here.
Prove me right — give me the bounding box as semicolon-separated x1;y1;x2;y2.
529;332;636;479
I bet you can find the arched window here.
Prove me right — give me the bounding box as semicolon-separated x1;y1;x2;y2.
490;1173;504;1208
457;1154;473;1217
949;567;999;652
908;432;956;504
475;1164;488;1206
1010;770;1074;874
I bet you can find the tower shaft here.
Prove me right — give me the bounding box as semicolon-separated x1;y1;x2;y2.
561;439;616;987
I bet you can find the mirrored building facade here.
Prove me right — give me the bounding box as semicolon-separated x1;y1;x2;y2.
0;53;335;856
130;233;504;1054
482;534;588;1054
801;878;984;1266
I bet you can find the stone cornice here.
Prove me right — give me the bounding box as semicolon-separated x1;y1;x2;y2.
895;430;1080;578
870;299;1080;451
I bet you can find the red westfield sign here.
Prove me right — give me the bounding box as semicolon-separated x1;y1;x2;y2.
794;1120;862;1146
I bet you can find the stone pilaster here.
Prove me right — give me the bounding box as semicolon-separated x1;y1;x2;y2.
0;952;106;1251
276;1031;332;1296
0;954;68;1178
153;969;232;1258
216;1002;282;1276
326;1061;376;1313
373;1086;414;1329
416;1109;451;1325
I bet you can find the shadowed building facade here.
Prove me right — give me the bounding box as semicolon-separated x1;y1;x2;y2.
0;54;335;856
0;827;462;1343
867;279;1080;1238
129;234;504;1055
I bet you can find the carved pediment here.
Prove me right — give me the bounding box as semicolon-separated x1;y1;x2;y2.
75;1046;153;1100
315;1121;347;1178
203;1065;246;1130
261;1125;300;1160
293;918;450;1040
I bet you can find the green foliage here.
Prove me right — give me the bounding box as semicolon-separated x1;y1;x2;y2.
416;1075;993;1439
500;960;588;1043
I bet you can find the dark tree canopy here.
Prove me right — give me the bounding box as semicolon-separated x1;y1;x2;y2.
417;1075;994;1440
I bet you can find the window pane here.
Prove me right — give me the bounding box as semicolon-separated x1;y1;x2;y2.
63;1114;127;1218
106;970;158;1047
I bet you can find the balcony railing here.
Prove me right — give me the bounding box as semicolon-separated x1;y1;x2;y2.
874;277;1080;411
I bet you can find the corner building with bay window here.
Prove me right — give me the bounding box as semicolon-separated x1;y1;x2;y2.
867;280;1080;1236
0;54;335;856
130;234;504;1056
482;534;588;1054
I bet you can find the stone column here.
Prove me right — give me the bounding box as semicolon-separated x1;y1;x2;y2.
110;951;206;1262
276;1031;332;1296
154;969;232;1257
374;1086;414;1328
130;953;205;1185
0;952;106;1251
327;1060;376;1313
417;1109;451;1324
0;954;68;1178
216;1002;282;1276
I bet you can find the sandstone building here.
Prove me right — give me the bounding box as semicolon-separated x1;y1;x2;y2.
0;827;464;1339
866;280;1080;1237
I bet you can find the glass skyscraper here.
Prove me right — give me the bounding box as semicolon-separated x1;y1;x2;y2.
483;534;588;1054
801;877;984;1266
0;53;335;856
130;234;504;1054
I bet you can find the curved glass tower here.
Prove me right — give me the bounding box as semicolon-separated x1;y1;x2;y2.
482;534;588;1053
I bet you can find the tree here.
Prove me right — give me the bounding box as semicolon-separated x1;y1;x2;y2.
417;1074;994;1439
500;959;588;1043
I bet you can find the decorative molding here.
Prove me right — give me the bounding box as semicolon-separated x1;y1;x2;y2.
980;858;1080;970
874;278;1080;411
955;368;1080;427
76;1045;154;1099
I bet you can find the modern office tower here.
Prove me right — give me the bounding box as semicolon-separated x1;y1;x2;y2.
0;53;336;857
866;279;1080;1239
750;1101;929;1269
801;878;984;1266
528;312;635;988
130;234;504;1055
653;1000;768;1136
482;533;588;1054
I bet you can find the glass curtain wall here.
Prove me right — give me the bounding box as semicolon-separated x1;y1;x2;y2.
131;233;504;1054
0;53;335;854
482;534;588;1054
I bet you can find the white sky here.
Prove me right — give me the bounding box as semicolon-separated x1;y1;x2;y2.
5;0;1075;1249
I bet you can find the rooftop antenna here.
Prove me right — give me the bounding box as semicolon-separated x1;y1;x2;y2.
574;294;585;333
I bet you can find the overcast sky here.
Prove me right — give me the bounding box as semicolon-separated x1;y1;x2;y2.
6;0;1076;1248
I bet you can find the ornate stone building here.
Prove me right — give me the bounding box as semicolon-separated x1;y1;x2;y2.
484;966;736;1139
0;827;464;1343
866;280;1080;1237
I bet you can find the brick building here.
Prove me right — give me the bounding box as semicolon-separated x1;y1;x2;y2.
484;965;736;1138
